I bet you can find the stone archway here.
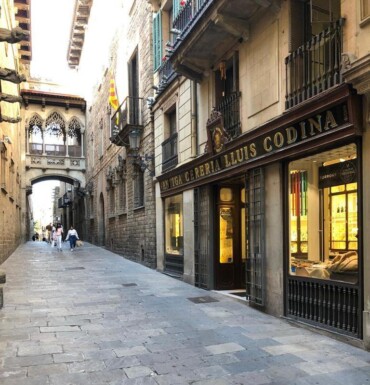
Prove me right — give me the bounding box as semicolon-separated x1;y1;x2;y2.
26;175;86;243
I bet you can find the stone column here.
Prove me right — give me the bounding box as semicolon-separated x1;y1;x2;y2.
42;123;46;156
342;53;370;348
65;129;69;157
25;123;29;154
80;127;85;158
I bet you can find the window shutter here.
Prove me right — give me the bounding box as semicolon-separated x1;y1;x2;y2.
153;11;163;71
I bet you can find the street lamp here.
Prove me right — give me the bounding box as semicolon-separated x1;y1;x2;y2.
128;128;141;155
128;128;154;176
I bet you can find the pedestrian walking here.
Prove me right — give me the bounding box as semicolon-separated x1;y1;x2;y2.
55;223;63;252
46;223;52;243
64;226;79;252
51;224;56;247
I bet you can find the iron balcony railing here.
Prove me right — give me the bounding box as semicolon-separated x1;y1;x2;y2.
172;0;210;47
285;19;344;109
215;92;241;139
156;60;177;96
110;96;143;141
162;133;178;172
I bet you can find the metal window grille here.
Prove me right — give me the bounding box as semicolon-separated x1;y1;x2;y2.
194;186;210;289
246;168;266;306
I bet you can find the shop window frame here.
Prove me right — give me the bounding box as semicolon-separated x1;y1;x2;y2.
329;183;358;252
164;194;184;275
284;141;363;338
285;142;362;285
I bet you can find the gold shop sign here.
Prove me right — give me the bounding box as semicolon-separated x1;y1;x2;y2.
160;103;349;192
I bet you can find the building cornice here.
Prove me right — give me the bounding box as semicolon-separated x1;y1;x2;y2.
21;89;86;111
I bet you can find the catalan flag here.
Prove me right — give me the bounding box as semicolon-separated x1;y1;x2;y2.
109;75;119;126
109;75;119;111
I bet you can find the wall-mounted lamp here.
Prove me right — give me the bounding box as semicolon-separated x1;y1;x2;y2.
128;128;155;177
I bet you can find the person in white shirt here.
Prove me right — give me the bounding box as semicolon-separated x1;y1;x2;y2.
51;224;56;247
65;226;79;251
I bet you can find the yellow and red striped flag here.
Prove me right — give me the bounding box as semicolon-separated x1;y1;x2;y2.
109;76;119;111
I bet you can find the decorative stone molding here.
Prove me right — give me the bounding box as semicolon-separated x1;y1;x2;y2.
341;52;357;71
70;159;81;166
31;157;41;164
47;158;65;166
342;53;370;96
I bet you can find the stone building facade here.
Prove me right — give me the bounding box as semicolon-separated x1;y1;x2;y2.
0;0;30;264
80;0;156;268
150;0;370;347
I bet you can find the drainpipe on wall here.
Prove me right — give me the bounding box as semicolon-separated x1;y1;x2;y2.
191;80;198;158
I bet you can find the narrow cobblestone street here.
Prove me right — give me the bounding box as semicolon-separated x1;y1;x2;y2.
1;242;370;385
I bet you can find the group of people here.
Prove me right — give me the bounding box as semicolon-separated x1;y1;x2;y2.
46;223;80;252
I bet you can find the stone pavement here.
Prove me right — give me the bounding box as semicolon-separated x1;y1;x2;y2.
1;242;370;385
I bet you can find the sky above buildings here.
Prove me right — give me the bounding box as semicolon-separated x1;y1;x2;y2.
29;0;76;226
27;0;125;228
30;0;79;90
29;0;124;97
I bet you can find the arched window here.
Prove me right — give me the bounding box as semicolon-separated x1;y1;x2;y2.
68;117;82;145
45;112;65;145
68;117;82;157
28;114;43;141
45;112;66;156
28;115;43;155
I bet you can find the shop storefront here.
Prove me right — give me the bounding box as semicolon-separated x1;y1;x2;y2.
286;142;361;337
157;84;363;338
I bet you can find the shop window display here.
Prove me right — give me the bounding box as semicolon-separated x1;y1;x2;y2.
165;195;184;255
288;143;358;284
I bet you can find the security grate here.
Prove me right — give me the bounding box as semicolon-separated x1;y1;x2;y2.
287;277;360;338
194;186;210;289
246;168;265;306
